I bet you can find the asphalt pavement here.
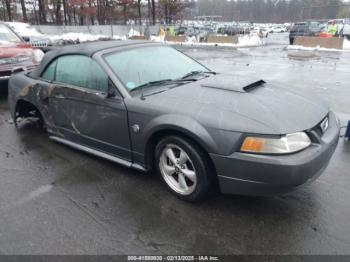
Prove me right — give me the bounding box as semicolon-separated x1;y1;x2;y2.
0;34;349;255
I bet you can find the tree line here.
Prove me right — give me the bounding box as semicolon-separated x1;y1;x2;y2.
196;0;350;23
1;0;349;25
0;0;194;25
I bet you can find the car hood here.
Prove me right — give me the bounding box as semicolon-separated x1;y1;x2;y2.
0;42;34;58
144;74;329;135
25;35;50;41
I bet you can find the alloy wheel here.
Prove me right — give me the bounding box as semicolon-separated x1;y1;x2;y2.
159;144;197;195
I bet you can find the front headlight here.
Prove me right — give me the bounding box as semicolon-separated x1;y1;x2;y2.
0;55;31;64
240;132;311;155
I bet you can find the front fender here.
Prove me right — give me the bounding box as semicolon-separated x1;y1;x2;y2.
129;113;243;167
143;114;219;153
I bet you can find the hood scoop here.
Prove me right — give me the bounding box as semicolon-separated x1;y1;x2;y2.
242;79;266;92
201;74;266;93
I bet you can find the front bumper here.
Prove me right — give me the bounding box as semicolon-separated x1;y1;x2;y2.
0;75;10;82
210;111;340;196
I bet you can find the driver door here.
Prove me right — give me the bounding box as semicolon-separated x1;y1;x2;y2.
46;55;132;161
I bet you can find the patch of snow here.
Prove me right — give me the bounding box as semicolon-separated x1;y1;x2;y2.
50;32;107;43
343;39;350;50
128;28;141;38
157;34;264;48
238;35;263;47
47;30;265;49
33;49;44;63
49;32;126;44
150;35;164;42
112;35;127;41
287;44;350;52
6;22;44;37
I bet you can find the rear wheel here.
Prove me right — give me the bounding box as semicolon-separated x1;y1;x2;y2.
154;135;215;202
14;100;45;130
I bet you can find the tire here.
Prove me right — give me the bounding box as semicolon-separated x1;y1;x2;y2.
154;135;216;202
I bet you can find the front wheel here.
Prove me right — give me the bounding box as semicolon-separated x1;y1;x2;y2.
154;136;216;202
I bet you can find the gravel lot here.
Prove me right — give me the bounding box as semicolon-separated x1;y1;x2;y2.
0;35;349;255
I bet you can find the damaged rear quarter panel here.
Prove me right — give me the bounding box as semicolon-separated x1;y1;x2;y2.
8;72;61;135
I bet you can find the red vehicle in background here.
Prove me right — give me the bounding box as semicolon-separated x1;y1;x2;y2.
0;23;43;84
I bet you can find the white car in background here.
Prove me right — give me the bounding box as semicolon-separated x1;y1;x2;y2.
269;26;287;33
5;22;51;50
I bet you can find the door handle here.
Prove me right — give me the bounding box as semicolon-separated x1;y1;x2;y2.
94;92;107;98
54;94;65;99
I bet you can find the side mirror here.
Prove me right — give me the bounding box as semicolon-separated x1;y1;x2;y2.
22;36;30;42
107;79;118;98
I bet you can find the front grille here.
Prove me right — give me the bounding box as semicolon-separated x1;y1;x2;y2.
30;40;48;47
310;115;329;138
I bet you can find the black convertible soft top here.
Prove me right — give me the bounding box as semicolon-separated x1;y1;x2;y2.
30;40;150;78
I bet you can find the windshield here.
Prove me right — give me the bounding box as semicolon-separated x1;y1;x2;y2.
0;24;22;43
104;46;207;92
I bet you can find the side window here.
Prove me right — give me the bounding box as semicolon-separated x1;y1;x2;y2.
87;60;109;92
55;55;109;93
41;60;57;81
55;55;90;87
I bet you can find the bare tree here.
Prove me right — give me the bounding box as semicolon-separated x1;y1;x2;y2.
55;0;62;24
38;0;47;24
20;0;28;22
137;0;141;24
151;0;155;24
3;0;12;21
159;0;194;24
63;0;68;24
116;0;134;24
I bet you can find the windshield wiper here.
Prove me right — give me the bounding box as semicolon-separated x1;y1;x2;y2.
181;70;216;80
130;78;197;93
130;79;172;93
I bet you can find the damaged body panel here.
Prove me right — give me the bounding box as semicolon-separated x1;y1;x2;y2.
8;40;340;201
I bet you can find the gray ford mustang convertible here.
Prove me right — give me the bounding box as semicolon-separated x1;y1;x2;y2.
8;41;340;202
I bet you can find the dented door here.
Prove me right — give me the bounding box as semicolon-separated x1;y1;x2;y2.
49;84;131;161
